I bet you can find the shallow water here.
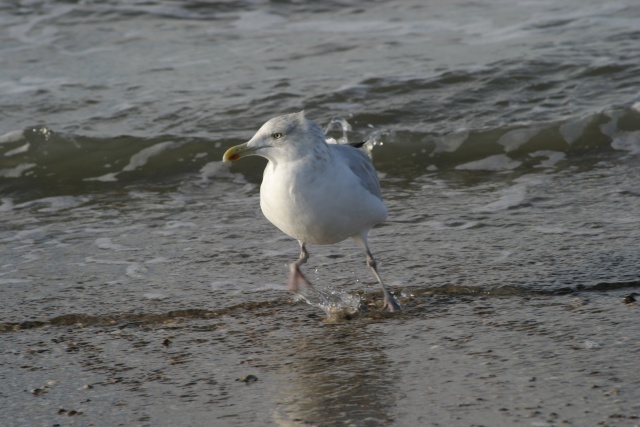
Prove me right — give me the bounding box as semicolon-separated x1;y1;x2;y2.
1;0;640;425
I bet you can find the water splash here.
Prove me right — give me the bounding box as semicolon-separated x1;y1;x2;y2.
324;118;352;144
293;282;361;319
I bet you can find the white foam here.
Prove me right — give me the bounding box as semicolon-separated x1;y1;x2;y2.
497;128;540;152
611;131;640;156
198;161;234;183
0;130;25;144
85;142;178;181
14;195;87;212
0;198;14;212
530;150;566;168
473;175;544;213
599;110;623;138
559;116;590;145
0;163;36;178
84;172;119;182
423;220;479;230
474;185;527;213
122;141;177;172
4;143;30;157
456;154;521;171
432;131;468;154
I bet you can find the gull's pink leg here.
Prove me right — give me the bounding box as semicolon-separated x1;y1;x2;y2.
353;232;401;312
288;241;312;292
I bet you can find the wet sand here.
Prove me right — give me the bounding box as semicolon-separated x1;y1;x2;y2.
2;289;639;426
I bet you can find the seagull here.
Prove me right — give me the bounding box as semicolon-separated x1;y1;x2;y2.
222;111;400;312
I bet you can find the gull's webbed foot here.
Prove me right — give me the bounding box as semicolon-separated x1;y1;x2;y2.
288;264;313;293
382;294;401;312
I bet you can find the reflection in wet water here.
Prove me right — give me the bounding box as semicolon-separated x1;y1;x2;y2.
272;322;397;426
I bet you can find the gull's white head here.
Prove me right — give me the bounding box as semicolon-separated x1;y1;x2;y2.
223;111;328;163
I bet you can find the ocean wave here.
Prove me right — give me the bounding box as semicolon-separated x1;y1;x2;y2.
1;106;638;199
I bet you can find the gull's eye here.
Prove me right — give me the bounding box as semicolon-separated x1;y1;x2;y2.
271;132;283;139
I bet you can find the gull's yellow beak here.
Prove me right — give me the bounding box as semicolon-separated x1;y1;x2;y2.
222;142;257;162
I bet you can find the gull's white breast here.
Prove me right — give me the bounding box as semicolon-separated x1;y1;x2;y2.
259;155;387;245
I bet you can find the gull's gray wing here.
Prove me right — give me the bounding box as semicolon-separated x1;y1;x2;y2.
330;143;383;200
